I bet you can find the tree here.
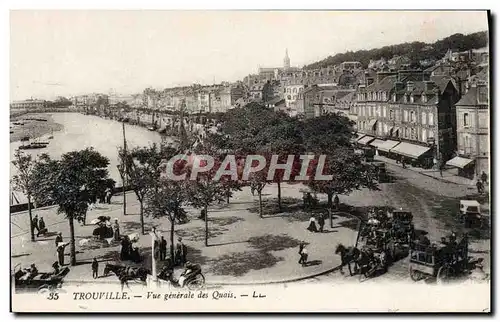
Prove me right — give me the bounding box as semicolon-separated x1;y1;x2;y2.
308;147;378;209
118;144;164;235
144;179;189;261
254;117;304;211
11;150;38;241
33;148;110;266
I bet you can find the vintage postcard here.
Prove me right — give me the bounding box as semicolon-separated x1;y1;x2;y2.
9;10;491;313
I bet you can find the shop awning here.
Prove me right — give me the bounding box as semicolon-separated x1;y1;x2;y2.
369;139;386;148
390;142;431;159
357;135;375;146
446;156;474;169
378;140;401;153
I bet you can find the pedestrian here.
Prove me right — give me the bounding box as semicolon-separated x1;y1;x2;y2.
318;213;325;233
55;232;63;248
300;245;308;267
307;216;318;233
401;158;406;169
37;217;46;237
175;237;187;266
32;215;39;236
160;236;167;261
92;258;99;279
250;184;256;196
439;165;443;177
333;195;340;210
476;180;484;194
57;243;66;266
112;219;120;241
481;171;488;185
298;242;305;264
198;208;206;221
105;187;112;204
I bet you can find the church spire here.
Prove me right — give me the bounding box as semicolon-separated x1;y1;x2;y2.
283;48;290;70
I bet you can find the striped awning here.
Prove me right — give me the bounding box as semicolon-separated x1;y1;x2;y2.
446;156;474;169
390;142;431;159
357;135;375;146
378;140;401;153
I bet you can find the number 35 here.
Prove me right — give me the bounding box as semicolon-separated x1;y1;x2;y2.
47;292;59;300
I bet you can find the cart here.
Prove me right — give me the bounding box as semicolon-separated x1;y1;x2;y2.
12;264;70;293
409;234;469;283
459;200;484;228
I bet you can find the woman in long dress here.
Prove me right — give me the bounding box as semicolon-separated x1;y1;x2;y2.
307;216;318;232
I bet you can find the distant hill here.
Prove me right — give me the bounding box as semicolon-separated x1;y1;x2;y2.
304;31;488;70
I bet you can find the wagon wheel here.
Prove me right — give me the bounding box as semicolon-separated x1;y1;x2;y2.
409;266;424;281
186;273;205;290
437;264;455;284
37;284;51;295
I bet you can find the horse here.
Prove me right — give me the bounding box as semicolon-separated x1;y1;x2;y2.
103;263;150;291
335;244;361;276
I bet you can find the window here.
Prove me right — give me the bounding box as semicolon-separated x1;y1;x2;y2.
293;88;297;93
287;88;291;94
404;110;408;122
287;95;291;100
411;128;416;140
422;128;427;142
293;95;297;100
384;123;388;134
410;111;415;123
422;94;427;103
392;93;396;102
405;128;409;138
404;95;408;103
389;110;394;120
463;113;470;127
429;113;434;126
422;112;427;125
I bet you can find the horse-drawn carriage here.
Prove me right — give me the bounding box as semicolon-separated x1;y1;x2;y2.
409;233;469;283
12;264;70;293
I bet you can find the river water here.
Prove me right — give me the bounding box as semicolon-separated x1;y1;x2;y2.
10;113;167;203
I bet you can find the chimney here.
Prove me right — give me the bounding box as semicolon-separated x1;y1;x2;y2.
424;81;435;91
406;81;415;92
477;83;488;105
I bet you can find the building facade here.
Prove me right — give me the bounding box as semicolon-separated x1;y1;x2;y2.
448;82;489;179
10;99;47;109
356;70;460;168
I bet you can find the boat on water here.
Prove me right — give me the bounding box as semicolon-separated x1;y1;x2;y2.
18;142;48;150
18;137;49;150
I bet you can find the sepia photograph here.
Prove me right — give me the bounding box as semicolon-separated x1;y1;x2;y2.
8;9;491;313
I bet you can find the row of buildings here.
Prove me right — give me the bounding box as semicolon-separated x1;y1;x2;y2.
11;47;489;181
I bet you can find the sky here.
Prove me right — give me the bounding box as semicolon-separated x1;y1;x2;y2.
10;10;488;101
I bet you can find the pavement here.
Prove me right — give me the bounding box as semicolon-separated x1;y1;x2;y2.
374;155;476;187
11;161;490;285
11;185;357;285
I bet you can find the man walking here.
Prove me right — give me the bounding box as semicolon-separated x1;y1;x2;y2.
175;237;187;266
476;180;484;194
481;171;488;185
37;217;46;237
160;236;167;261
57;243;66;266
92;258;99;279
55;232;63;248
318;213;325;233
32;215;39;237
300;244;308;267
